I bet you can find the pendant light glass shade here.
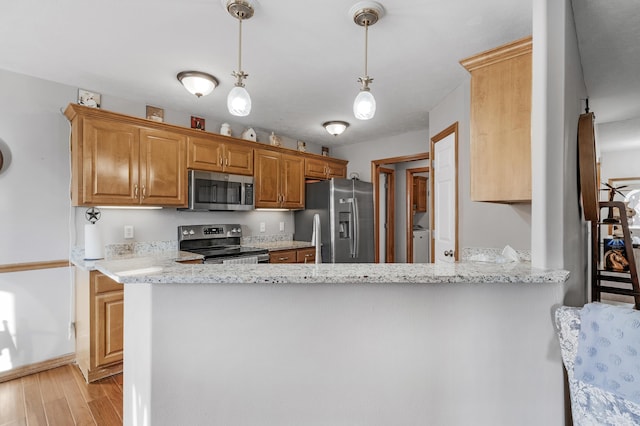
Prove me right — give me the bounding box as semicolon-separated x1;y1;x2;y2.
227;85;252;117
177;71;218;97
353;90;376;120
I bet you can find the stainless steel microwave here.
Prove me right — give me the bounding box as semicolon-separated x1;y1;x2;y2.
182;171;254;211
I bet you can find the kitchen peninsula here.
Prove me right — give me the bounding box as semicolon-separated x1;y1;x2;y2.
95;258;569;426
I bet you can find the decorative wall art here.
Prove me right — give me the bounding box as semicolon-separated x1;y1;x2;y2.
146;105;164;122
191;116;205;131
77;89;101;108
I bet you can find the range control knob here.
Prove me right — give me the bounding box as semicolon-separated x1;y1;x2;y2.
189;230;195;235
182;230;189;236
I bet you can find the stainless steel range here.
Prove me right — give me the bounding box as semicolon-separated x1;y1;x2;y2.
178;224;269;264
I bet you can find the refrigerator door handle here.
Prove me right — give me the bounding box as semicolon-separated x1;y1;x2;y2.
352;197;359;258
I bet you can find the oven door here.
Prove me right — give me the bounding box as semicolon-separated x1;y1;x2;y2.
186;171;254;211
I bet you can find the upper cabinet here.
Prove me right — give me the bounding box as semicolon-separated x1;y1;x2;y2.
413;176;427;212
460;36;532;203
304;157;348;180
187;135;253;176
68;109;187;207
254;149;305;209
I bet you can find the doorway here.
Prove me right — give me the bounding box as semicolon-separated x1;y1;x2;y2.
406;167;430;263
372;153;429;263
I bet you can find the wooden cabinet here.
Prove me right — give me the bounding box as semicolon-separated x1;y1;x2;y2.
269;247;316;264
460;36;532;203
413;176;427;212
254;148;305;209
304;157;347;180
66;105;187;207
75;269;123;382
187;135;253;175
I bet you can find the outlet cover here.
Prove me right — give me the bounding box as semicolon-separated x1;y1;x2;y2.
124;225;134;239
259;222;266;233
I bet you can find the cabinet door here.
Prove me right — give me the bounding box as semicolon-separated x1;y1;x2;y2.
140;129;187;206
94;291;124;368
254;149;282;208
415;176;427;212
281;154;305;209
187;136;224;172
224;144;254;176
82;118;139;205
304;157;328;179
326;159;347;179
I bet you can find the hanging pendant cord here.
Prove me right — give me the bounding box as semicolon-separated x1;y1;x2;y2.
364;22;369;76
237;18;243;72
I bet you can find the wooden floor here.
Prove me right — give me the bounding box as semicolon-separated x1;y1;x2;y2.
0;364;122;426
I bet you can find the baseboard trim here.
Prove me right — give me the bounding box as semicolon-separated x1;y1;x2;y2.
0;353;76;383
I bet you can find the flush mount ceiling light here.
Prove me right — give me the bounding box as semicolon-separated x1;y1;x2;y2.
350;1;384;121
323;121;350;136
225;0;254;117
177;71;218;98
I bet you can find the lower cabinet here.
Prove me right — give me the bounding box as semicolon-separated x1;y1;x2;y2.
269;247;316;264
75;268;123;382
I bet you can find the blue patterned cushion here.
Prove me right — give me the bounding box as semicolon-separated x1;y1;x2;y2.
574;303;640;404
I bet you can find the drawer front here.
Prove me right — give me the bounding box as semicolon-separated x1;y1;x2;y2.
296;248;316;263
270;250;297;263
93;271;121;294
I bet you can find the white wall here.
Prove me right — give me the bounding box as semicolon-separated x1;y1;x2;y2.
0;68;320;373
531;0;588;306
429;81;532;252
599;147;640;189
331;130;429;183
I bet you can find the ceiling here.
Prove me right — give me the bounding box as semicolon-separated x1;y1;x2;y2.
0;1;636;149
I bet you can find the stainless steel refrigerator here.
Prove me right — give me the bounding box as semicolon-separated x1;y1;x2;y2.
294;178;374;263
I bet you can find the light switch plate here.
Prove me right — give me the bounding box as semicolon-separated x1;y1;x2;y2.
259;222;266;233
124;225;134;239
279;222;285;232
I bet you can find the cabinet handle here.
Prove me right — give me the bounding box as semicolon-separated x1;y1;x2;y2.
278;257;289;261
142;185;146;199
225;157;229;166
219;156;223;166
134;184;139;198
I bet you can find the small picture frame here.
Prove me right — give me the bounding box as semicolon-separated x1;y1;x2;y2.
191;116;205;131
78;89;101;108
297;140;306;152
322;146;329;157
146;105;164;122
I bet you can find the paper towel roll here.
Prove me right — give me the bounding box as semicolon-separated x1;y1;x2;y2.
85;223;103;260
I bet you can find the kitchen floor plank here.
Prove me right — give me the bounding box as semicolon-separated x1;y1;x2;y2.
69;365;106;404
87;396;121;426
0;378;25;425
38;369;65;405
98;378;123;421
21;374;47;426
58;366;96;426
43;397;74;426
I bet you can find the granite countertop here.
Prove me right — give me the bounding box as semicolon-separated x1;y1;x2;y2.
248;240;314;251
92;256;569;285
70;247;203;271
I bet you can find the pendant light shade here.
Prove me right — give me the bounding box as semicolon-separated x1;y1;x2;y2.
350;1;384;121
353;89;376;120
227;85;252;117
177;71;218;98
226;0;254;117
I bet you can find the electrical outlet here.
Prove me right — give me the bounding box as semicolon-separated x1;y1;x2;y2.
259;222;266;233
124;225;134;239
279;222;285;232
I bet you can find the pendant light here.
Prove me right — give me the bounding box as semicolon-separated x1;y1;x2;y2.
350;2;384;120
226;0;254;117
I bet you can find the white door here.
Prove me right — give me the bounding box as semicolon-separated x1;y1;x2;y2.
432;126;457;263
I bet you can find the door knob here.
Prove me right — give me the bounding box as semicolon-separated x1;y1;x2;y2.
444;250;454;257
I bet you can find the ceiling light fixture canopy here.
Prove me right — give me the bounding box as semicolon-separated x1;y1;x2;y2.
350;1;384;121
323;121;350;136
226;0;254;117
177;71;218;98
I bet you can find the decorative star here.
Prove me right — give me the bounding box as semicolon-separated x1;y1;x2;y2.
85;207;101;224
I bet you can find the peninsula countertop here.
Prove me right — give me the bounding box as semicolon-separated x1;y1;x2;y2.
92;255;569;285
